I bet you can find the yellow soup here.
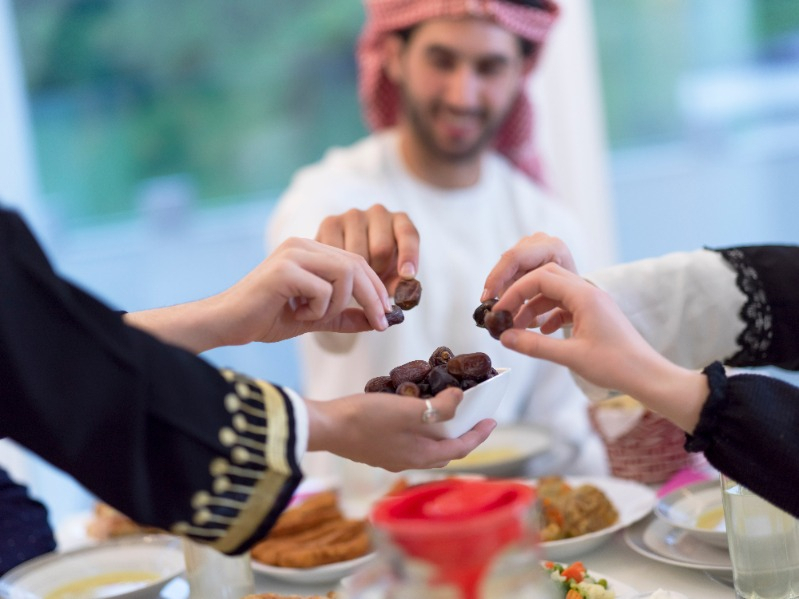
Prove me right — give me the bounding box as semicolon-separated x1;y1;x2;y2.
449;447;521;468
696;505;725;530
45;571;161;599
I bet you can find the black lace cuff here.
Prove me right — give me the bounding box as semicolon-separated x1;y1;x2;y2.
684;361;727;453
713;248;773;365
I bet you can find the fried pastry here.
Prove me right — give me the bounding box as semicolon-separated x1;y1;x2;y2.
267;490;342;538
252;518;369;568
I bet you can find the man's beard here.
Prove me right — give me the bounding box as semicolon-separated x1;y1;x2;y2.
401;87;511;164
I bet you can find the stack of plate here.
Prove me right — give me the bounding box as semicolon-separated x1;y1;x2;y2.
624;480;733;582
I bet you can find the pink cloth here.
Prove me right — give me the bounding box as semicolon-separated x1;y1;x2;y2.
358;0;559;183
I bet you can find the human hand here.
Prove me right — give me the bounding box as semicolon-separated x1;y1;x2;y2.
306;387;497;471
215;237;397;346
493;263;669;396
492;263;708;432
482;232;577;302
315;204;420;294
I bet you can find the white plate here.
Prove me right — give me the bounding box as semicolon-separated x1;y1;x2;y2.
654;479;727;548
535;476;657;561
0;534;184;599
436;423;551;477
430;368;511;438
251;552;376;584
624;514;732;572
342;566;639;598
579;571;638;599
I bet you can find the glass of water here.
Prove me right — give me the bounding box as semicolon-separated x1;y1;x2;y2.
721;475;799;599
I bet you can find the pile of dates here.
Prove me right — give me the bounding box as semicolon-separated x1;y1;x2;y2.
364;347;497;399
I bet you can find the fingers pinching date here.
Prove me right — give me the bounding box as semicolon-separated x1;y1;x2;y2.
473;298;498;328
394;279;422;310
484;310;514;340
364;349;497;398
385;304;405;327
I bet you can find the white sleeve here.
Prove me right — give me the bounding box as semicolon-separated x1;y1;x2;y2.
575;249;746;400
282;387;309;465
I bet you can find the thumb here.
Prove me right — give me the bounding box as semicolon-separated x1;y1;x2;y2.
500;329;572;368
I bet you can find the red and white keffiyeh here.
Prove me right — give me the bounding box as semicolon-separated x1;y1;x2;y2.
358;0;560;183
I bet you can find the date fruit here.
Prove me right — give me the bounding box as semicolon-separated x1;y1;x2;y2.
446;352;492;380
473;298;499;328
364;348;498;399
394;279;422;310
428;345;455;367
364;375;394;394
396;381;421;397
389;360;432;388
484;309;514;340
427;364;461;395
385;304;405;326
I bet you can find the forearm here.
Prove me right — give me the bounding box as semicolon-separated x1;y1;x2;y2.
123;296;227;354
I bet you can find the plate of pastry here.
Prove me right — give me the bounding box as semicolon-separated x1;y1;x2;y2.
250;490;375;584
251;552;376;585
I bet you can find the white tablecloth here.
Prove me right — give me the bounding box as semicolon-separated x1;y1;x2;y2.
248;531;733;598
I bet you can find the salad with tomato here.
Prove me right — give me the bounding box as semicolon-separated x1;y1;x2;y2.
544;561;615;599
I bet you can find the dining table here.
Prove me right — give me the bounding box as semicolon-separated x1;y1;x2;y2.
244;527;733;598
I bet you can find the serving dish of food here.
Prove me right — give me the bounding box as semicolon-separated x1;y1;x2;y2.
654;479;727;548
363;347;510;438
0;534;184;599
437;422;551;477
530;475;657;561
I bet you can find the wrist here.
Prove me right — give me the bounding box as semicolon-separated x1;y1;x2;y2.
305;399;340;453
627;354;709;433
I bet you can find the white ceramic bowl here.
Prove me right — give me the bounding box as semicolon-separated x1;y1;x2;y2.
436;423;551;477
429;368;510;438
654;479;728;548
0;534;184;599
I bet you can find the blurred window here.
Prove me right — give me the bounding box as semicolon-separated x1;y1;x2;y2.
590;0;799;260
13;0;366;229
592;0;799;148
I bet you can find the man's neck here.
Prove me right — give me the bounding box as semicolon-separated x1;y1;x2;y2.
398;129;482;189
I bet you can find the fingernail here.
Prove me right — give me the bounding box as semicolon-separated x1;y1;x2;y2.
399;262;416;278
481;288;490;301
382;295;392;312
379;314;388;329
502;330;517;344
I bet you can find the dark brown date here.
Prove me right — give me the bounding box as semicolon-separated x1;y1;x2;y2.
385;304;405;326
396;381;421;397
460;378;479;391
446;352;492;379
390;360;432;388
484;309;514;340
473;298;499;328
427;364;461;395
364;375;394;393
428;345;455;367
394;279;422;310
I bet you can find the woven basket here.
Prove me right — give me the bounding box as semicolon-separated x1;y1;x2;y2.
588;401;698;484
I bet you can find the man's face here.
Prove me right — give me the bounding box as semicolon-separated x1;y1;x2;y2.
387;17;528;163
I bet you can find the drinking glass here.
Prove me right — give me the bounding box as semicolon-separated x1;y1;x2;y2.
721;474;799;599
183;539;254;599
